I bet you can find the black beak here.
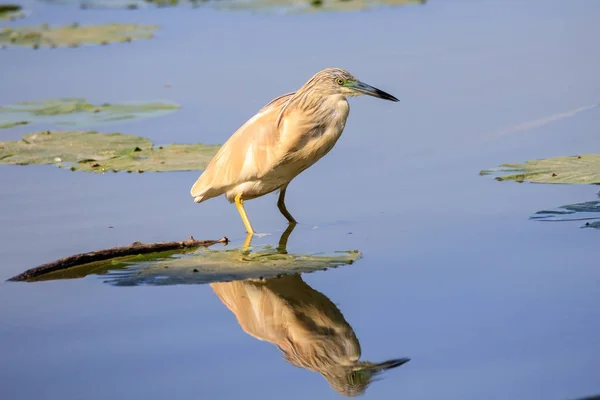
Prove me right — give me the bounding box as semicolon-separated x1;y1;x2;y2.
369;358;411;371
353;80;399;102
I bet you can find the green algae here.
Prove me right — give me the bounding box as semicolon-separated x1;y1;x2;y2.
482;154;600;185
105;246;361;286
0;23;156;48
0;130;221;173
0;98;179;129
0;120;29;129
23;249;191;282
0;4;24;20
19;242;361;286
8;222;362;286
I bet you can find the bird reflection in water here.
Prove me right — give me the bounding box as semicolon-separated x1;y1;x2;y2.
211;224;410;397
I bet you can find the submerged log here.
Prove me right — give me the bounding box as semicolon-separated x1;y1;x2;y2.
7;236;229;282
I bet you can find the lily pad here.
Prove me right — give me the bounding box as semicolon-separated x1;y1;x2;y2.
19;241;362;285
0;23;156;48
0;130;221;173
530;199;600;230
481;154;600;184
0;98;179;129
0;4;24;20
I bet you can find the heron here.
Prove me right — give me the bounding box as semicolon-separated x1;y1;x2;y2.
190;67;399;235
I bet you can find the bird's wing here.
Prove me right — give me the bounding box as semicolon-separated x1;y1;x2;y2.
259;91;295;112
190;93;295;201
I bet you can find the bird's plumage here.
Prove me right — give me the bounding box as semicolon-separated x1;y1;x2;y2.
191;68;353;204
190;67;398;232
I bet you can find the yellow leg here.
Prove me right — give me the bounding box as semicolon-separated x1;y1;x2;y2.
242;232;254;252
235;194;255;235
277;184;297;224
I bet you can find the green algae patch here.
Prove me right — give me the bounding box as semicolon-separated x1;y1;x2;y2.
0;98;179;129
8;223;361;286
0;23;156;48
23;249;190;282
0;120;29;129
0;4;24;20
482;154;600;185
0;130;221;173
20;243;361;286
105;247;361;286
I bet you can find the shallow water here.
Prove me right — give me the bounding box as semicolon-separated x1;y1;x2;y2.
1;0;600;399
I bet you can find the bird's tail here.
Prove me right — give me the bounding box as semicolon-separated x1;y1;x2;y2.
190;174;210;203
191;171;225;204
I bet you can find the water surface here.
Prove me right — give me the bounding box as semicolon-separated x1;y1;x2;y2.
1;1;599;399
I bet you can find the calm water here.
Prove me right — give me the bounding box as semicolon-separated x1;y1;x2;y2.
1;0;599;399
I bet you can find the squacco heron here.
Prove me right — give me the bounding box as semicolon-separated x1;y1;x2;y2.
190;67;399;234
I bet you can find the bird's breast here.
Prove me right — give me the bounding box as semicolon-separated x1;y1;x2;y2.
331;97;350;127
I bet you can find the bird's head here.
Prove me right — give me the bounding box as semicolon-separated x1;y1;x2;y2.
324;357;411;397
306;67;399;102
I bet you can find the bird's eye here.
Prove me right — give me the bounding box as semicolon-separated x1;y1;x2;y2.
335;78;344;85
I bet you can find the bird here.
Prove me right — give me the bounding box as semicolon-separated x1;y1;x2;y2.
190;67;399;235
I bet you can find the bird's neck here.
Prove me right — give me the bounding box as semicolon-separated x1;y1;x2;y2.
322;95;350;126
294;93;348;120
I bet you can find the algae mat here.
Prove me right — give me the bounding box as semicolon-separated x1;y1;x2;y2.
482;154;600;185
0;23;156;48
0;98;180;129
18;243;362;286
0;130;221;173
0;4;24;20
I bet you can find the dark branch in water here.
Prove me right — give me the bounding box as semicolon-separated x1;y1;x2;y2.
7;236;229;282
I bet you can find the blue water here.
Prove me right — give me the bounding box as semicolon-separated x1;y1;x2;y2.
1;0;599;399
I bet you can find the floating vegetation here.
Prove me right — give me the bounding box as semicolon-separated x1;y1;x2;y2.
0;120;29;129
8;236;229;282
0;23;157;48
481;154;600;185
10;236;361;285
0;98;179;129
0;130;221;173
530;199;600;230
40;0;426;13
141;0;181;6
0;4;24;20
91;246;360;286
77;0;188;9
